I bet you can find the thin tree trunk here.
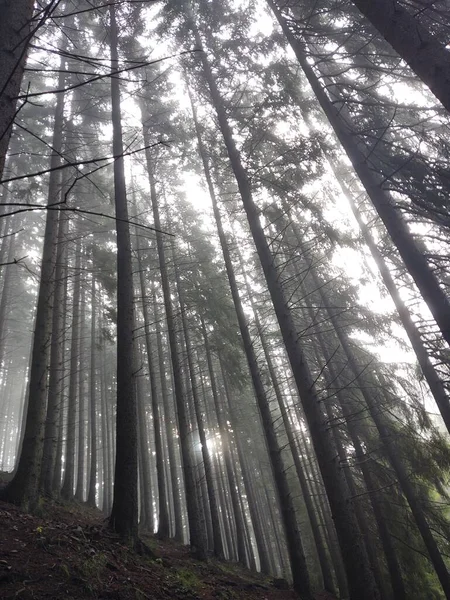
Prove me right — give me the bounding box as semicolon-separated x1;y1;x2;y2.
75;282;86;502
345;186;450;435
152;286;184;542
239;257;337;595
40;206;68;496
172;243;224;559
200;318;248;565
135;346;154;532
61;240;82;501
136;244;169;538
140;114;206;557
309;261;450;598
51;267;69;495
87;272;97;507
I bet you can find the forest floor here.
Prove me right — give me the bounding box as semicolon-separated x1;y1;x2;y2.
0;492;336;600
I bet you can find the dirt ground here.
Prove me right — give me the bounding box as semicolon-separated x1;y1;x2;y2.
0;498;311;600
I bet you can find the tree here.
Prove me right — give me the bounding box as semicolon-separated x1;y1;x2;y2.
0;0;35;179
107;2;138;544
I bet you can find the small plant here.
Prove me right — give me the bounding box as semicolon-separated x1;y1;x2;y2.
169;567;203;596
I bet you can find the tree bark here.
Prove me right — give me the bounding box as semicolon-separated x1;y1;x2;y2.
136;242;169;537
152;286;184;541
108;3;138;544
187;74;312;596
3;59;66;504
141;115;206;557
187;8;378;598
61;239;82;501
349;0;450;113
268;0;450;350
87;272;97;507
0;0;34;179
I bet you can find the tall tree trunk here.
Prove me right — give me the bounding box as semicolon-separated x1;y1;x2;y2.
267;0;450;349
4;60;66;505
140;113;206;558
87;272;97;507
200;318;248;565
172;243;225;559
136;243;169;538
152;286;184;541
239;256;337;595
108;3;138;545
187;75;312;597
186;9;378;598
51;267;69;495
344;185;450;435
135;345;154;532
61;239;82;501
348;0;450;113
0;0;34;179
308;259;450;598
75;282;86;502
40;205;68;497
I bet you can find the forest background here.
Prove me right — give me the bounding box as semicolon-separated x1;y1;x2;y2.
1;1;450;599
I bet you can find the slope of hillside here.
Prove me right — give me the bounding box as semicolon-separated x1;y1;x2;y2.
0;498;333;600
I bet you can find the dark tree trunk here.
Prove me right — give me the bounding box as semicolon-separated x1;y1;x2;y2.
345;186;450;435
140;115;206;558
61;240;82;501
152;287;184;542
239;257;337;595
136;242;169;538
87;272;97;507
187;74;312;597
187;9;378;598
108;3;138;544
75;282;86;502
172;244;224;559
200;318;248;565
3;53;65;506
0;0;34;179
51;268;69;495
40;206;68;497
135;346;154;532
309;263;450;599
268;0;450;350
349;0;450;113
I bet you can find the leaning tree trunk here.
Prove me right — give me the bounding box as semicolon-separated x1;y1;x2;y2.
0;0;34;179
267;0;450;350
108;3;138;544
187;76;312;597
307;259;450;599
344;185;450;435
186;7;379;598
348;0;450;113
